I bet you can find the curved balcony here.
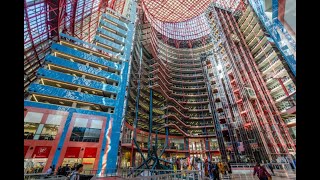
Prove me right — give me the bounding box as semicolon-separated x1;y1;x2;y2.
170;72;204;80
189;116;212;120
171;85;206;91
187;107;210;112
150;83;188;111
151;79;173;94
164;124;216;138
171;79;205;85
162;105;190;119
150;68;172;80
180;100;210;105
163;114;214;129
165;61;202;68
171;92;208;98
129;91;164;115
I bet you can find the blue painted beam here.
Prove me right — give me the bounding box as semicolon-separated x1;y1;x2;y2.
45;55;121;82
28;83;116;107
59;33;124;59
37;68;119;94
51;43;121;71
96;27;125;44
102;13;128;29
94;36;124;52
99;20;127;36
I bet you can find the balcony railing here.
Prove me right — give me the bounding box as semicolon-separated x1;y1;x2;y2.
24;133;56;140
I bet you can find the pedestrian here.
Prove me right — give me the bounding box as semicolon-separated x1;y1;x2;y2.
253;163;271;180
57;166;62;175
69;164;83;180
227;162;232;174
204;159;209;177
45;166;53;175
213;162;220;180
267;161;275;175
217;161;225;175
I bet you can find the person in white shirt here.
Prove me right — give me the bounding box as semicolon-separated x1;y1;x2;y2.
69;164;84;180
46;166;53;175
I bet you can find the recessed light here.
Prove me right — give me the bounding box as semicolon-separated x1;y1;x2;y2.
59;101;64;104
56;84;61;87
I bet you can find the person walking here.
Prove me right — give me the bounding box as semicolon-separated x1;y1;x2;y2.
213;162;220;180
267;161;275;176
253;163;271;180
69;164;84;180
204;159;209;177
208;161;214;180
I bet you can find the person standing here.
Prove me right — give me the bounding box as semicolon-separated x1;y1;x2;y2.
253;163;271;180
69;164;84;180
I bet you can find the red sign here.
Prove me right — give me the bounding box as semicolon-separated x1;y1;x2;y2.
32;146;52;158
65;147;81;158
24;146;29;157
83;147;97;158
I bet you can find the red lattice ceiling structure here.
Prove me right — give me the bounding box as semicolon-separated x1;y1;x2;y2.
141;0;244;23
141;0;212;23
24;0;120;96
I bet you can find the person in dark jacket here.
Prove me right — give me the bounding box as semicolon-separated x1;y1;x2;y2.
253;163;271;180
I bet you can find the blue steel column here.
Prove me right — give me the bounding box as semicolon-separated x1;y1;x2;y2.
97;1;137;174
248;0;296;76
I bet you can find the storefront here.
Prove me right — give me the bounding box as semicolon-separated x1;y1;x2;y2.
61;147;98;173
24;146;52;173
82;147;97;173
62;147;82;168
120;150;131;168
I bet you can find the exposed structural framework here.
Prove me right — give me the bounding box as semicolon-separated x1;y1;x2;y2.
24;0;296;176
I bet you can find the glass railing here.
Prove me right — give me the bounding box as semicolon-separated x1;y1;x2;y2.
70;135;100;142
24;133;56;140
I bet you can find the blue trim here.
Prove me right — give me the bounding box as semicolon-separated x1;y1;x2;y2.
99;20;127;36
94;36;124;52
96;27;125;43
101;13;128;29
97;2;137;173
248;0;296;76
37;68;119;94
51;43;121;71
28;83;116;107
45;55;121;82
60;33;124;59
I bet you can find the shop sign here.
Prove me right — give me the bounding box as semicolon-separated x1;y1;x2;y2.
84;147;97;158
65;147;81;158
32;146;52;158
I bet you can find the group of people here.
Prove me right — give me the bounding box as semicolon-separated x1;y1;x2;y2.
171;157;231;180
206;161;232;180
45;163;84;180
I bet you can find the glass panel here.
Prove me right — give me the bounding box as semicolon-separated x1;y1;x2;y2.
24;112;43;123
24;158;47;174
24;122;40;139
39;124;59;140
70;127;101;142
